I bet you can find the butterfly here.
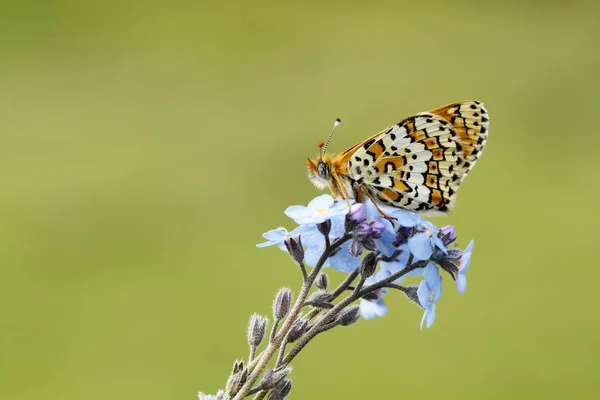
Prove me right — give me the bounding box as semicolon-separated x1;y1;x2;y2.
306;100;489;216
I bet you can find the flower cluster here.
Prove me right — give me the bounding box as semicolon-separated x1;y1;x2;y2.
258;194;474;328
200;195;475;400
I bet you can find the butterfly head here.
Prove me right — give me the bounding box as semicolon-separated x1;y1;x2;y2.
306;118;340;190
307;154;331;190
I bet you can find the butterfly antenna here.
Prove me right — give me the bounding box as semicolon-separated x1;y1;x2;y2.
320;118;341;159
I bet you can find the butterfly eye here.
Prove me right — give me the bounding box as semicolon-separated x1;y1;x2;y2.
317;161;329;179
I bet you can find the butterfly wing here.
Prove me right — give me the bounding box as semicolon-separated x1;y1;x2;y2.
426;100;489;176
344;100;488;214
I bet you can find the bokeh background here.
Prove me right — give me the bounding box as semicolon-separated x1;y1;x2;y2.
2;0;599;399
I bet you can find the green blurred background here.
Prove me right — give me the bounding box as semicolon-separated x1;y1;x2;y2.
1;0;599;399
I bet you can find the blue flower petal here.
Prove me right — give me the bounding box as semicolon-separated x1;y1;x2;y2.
391;209;422;227
371;269;387;281
360;298;387;320
329;241;360;272
432;235;448;254
291;224;315;235
304;246;320;267
284;195;348;225
380;260;406;279
456;273;467;295
363;199;381;221
329;214;346;238
374;221;396;257
417;280;430;307
257;227;297;249
433;277;443;303
307;194;334;210
296;214;326;225
420;308;428;330
373;298;388;317
408;267;425;277
304;241;331;268
375;231;396;257
380;246;410;280
261;227;288;242
423;263;440;284
419;219;438;233
301;229;323;248
360;299;378;320
359;280;388;320
459;252;472;274
364;276;377;286
464;239;475;254
408;232;433;261
426;304;436;328
284;205;310;222
329;200;349;213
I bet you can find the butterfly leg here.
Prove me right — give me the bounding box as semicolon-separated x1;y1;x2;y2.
356;184;397;220
332;173;352;208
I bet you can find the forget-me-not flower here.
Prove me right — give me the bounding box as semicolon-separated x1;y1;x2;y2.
359;270;392;319
257;225;313;250
408;221;448;261
285;194;348;225
456;240;474;295
257;194;476;330
417;263;443;330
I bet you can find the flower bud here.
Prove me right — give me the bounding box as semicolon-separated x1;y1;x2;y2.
349;239;364;257
317;219;331;236
439;259;458;279
394;226;413;246
360;252;378;278
261;367;292;389
353;222;372;237
284;236;304;265
267;379;292;400
445;249;462;261
370;221;386;237
348;203;366;223
438;225;457;246
337;305;361;326
225;361;248;397
247;314;268;348
361;291;379;301
198;390;224;400
287;318;308;342
401;285;422;307
232;359;244;373
273;287;292;320
314;272;329;290
305;290;333;309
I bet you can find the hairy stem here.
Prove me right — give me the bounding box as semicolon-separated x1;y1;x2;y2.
248;346;256;364
329;267;359;299
247;386;264;397
357;255;423;298
275;334;288;368
352;276;367;295
253;391;267;400
282;254;420;366
297;261;308;282
269;320;280;344
231;234;352;400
